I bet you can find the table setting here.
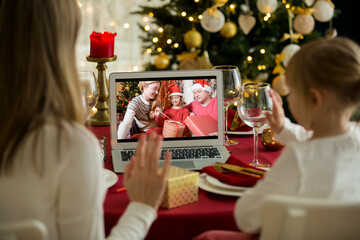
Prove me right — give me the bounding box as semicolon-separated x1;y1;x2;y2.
82;37;284;238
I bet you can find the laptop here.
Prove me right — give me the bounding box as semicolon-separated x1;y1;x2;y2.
109;69;230;173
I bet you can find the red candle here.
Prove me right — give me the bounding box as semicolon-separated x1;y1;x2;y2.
89;31;117;58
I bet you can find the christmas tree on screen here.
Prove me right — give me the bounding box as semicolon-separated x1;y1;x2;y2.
132;0;337;119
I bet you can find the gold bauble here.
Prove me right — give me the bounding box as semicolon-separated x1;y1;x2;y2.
125;86;130;91
184;29;203;48
154;53;170;70
261;128;284;151
220;21;238;38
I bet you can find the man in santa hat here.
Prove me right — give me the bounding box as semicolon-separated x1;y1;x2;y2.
186;79;217;121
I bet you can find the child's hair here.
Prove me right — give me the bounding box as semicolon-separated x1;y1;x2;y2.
286;37;360;109
138;81;161;111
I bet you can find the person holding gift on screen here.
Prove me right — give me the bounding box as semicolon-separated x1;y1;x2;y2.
117;81;161;139
154;83;191;137
186;79;217;121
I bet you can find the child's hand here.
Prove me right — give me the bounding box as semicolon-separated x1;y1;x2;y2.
154;107;161;118
123;133;171;210
265;89;285;134
149;111;155;119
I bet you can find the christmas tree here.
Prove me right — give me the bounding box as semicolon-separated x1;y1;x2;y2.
116;81;142;114
132;0;337;119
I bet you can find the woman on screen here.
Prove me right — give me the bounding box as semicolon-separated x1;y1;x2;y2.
117;81;161;139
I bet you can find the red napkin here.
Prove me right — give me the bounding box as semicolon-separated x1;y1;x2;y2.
227;108;252;132
202;155;265;187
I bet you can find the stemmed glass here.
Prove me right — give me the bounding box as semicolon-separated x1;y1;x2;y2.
212;65;241;146
79;71;98;119
237;83;272;168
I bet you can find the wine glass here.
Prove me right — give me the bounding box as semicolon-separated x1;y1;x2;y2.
79;71;98;119
237;83;272;168
212;65;241;146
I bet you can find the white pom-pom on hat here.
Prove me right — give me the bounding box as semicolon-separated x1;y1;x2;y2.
191;79;212;93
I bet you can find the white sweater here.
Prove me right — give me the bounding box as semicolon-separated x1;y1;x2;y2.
234;119;360;233
0;121;156;240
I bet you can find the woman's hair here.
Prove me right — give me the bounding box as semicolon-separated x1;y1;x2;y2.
0;0;82;174
286;37;360;109
138;81;161;111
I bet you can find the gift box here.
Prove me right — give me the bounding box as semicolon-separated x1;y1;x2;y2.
161;166;199;209
163;120;185;138
184;115;218;136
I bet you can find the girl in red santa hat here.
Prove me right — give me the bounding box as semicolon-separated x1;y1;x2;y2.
186;79;217;121
154;83;191;137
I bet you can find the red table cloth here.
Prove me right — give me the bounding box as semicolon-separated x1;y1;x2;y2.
87;125;282;240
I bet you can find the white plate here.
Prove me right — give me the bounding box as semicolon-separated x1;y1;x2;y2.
206;175;248;191
198;173;248;197
228;124;269;135
103;169;118;188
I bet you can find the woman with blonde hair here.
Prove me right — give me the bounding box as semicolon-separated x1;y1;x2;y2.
0;0;171;239
117;81;162;139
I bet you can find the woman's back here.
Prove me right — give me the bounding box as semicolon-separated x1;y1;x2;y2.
0;120;105;240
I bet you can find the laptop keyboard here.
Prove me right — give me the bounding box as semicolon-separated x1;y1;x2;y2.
120;147;223;162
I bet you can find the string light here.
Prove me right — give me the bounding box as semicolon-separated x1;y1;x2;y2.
144;25;150;31
158;27;164;33
188;16;194;22
247;56;252;62
260;49;266;54
194;0;199;2
123;23;130;29
264;16;269;21
282;0;286;4
266;13;271;17
198;15;203;19
230;4;235;9
181;11;187;17
143;16;149;22
146;48;152;54
167;39;172;44
174;43;179;48
157;47;162;52
148;12;154;17
300;34;304;39
257;65;266;70
152;37;159;43
132;66;139;71
285;3;291;9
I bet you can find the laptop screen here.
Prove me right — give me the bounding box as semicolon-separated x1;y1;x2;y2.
109;70;225;150
115;76;219;143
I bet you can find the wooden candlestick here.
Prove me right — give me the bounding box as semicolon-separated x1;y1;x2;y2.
86;55;117;126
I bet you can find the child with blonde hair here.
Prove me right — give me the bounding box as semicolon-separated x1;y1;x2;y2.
194;37;360;239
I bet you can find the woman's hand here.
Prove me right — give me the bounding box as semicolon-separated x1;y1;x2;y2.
265;89;285;134
154;107;161;118
123;133;172;210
